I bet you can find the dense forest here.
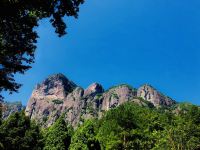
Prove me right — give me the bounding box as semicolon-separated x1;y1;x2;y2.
0;102;200;150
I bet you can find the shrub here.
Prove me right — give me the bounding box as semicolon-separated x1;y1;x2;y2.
52;99;63;104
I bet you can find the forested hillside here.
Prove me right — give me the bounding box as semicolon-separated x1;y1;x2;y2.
0;102;200;150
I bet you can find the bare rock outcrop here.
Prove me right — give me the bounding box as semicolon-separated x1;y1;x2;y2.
31;73;76;100
101;85;137;110
25;73;80;127
2;101;25;119
25;74;176;127
137;84;176;107
84;83;104;97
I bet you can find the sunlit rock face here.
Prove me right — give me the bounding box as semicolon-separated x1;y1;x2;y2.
31;73;76;100
84;83;104;97
25;74;176;127
101;85;137;111
25;73;82;127
137;84;176;107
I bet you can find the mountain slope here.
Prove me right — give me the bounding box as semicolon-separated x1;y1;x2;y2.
25;73;176;127
2;101;25;119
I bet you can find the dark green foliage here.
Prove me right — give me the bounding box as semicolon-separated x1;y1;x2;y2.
133;96;155;108
52;99;63;104
0;102;200;149
0;102;3;149
70;119;101;150
42;116;48;123
95;93;102;99
0;102;2;125
0;111;42;150
86;102;96;115
43;115;73;150
105;84;136;92
0;0;84;99
97;103;162;149
96;102;200;150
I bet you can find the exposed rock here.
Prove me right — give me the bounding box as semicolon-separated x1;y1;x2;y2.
32;73;76;100
2;101;25;119
25;74;176;127
101;84;137;111
137;84;176;107
84;83;104;97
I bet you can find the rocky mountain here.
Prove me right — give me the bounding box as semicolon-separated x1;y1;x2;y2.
25;73;176;127
1;101;25;119
137;84;176;106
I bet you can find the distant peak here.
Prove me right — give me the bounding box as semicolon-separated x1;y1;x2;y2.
137;84;176;106
84;83;104;96
106;84;136;92
41;73;76;86
141;84;154;88
33;73;77;99
45;73;69;82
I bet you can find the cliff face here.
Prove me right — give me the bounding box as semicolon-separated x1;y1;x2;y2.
25;74;82;127
2;101;25;119
25;73;176;127
137;84;176;107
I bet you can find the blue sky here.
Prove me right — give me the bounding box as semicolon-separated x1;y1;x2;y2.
3;0;200;105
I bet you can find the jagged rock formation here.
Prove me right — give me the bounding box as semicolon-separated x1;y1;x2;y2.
25;73;176;127
137;84;176;107
2;101;25;119
32;73;76;100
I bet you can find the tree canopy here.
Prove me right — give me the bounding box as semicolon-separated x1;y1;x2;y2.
0;0;84;99
0;111;42;150
0;102;200;149
43;115;73;150
70;119;101;150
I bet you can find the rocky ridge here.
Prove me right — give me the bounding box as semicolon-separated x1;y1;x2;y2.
1;101;25;119
25;73;176;127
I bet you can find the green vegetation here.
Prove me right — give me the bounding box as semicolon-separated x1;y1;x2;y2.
0;111;43;150
133;96;155;108
0;102;200;149
0;103;2;125
70;120;100;150
105;84;137;92
112;93;119;99
42;116;48;123
85;102;97;116
95;94;102;99
43;116;73;150
52;99;63;105
0;0;84;99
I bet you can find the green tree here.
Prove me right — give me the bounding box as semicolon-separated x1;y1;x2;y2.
0;111;42;150
0;0;84;99
70;119;101;150
97;103;142;149
153;105;200;150
0;102;3;150
43;116;73;150
97;102;170;150
0;102;2;125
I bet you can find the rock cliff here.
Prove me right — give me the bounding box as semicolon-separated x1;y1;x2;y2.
137;84;176;107
2;101;25;119
25;73;176;127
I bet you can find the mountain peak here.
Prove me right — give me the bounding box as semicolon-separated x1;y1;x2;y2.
33;73;77;100
25;73;177;127
137;84;176;107
84;83;104;97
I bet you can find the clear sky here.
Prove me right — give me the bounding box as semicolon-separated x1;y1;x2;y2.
3;0;200;105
